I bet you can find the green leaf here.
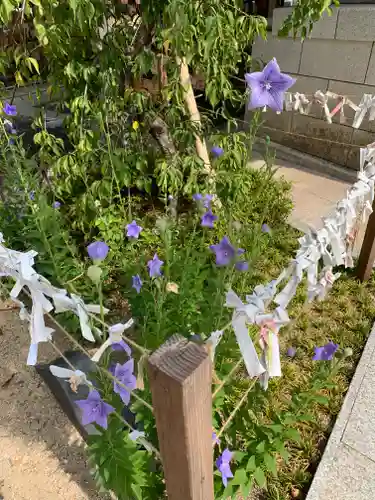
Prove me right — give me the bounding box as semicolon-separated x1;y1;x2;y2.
253;467;266;488
246;455;256;471
314;395;329;405
69;0;79;15
279;448;291;463
132;484;143;499
231;468;247;486
297;413;315;422
256;441;266;453
267;424;284;434
233;451;246;463
25;57;40;75
0;0;14;23
103;468;110;482
284;428;301;443
263;453;277;477
283;415;296;425
221;483;233;498
15;71;24;86
241;478;253;498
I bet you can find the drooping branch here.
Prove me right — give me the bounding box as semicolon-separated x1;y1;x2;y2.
150;117;176;156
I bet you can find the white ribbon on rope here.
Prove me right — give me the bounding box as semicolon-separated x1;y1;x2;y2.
225;290;266;377
52;293;108;342
49;366;90;392
283;91;375;129
91;319;134;362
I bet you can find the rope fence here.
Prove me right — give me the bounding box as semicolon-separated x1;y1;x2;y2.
0;135;375;498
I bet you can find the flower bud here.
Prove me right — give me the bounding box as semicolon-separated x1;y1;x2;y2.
87;265;103;283
343;347;353;358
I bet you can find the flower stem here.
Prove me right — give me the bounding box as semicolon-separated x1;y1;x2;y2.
97;281;105;335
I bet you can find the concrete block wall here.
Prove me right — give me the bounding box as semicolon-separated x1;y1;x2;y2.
248;5;375;170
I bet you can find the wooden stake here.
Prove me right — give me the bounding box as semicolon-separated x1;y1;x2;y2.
357;197;375;281
178;58;213;179
148;334;214;500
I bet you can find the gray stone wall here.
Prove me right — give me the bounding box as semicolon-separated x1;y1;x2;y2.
248;5;375;170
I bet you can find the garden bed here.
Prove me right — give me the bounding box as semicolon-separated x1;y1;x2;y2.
250;270;375;499
0;0;371;497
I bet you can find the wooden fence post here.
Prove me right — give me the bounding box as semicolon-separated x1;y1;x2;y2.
148;334;214;500
357;199;375;281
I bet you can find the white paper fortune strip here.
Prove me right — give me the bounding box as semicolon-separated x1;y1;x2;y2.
283;90;375;129
225;289;266;377
91;319;134;362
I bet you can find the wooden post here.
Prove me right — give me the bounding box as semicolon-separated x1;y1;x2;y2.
148;334;214;500
357;198;375;281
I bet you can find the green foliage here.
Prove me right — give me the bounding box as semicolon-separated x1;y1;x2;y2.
212;352;351;498
279;0;340;39
0;0;335;498
87;427;163;499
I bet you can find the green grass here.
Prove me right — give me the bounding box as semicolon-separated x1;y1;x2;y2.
210;222;375;500
256;270;375;500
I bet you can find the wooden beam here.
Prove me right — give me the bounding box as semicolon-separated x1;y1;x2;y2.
357;198;375;281
148;334;214;500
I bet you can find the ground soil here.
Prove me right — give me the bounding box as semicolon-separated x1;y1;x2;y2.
0;303;106;500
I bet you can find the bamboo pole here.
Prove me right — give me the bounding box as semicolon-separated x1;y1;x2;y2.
178;57;214;180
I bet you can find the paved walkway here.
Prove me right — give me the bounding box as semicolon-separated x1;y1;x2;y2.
250;152;352;232
249;153;366;255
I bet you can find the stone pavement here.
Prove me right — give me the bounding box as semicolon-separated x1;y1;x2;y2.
250;151;375;500
249;152;367;255
249;151;352;233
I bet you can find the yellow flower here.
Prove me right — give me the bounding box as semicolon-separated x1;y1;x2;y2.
132;121;139;131
166;282;179;294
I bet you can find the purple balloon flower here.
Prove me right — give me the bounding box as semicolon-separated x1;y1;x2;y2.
193;193;202;202
75;390;115;429
111;339;132;356
3;102;17;116
286;346;296;358
147;253;164;277
313;341;339;361
211;145;224;157
29;191;35;201
52;201;61;209
201;210;218;228
245;58;296;112
212;431;221;446
210;236;244;267
113;359;137;405
132;274;143;293
235;261;249;272
216;448;234;487
126;220;143;239
262;223;271;233
203;194;214;209
87;241;109;261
